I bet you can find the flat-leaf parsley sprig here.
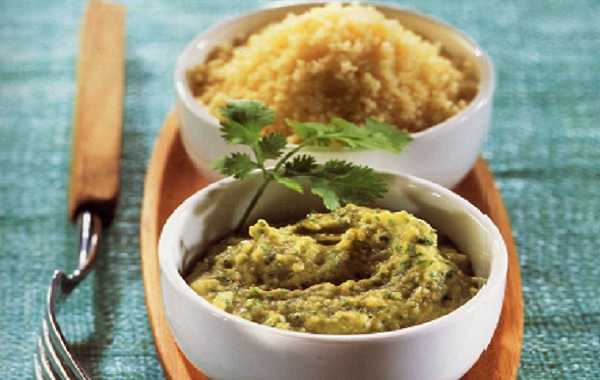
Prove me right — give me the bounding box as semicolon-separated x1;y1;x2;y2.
212;100;412;231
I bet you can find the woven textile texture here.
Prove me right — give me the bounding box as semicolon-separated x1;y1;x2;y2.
1;0;599;378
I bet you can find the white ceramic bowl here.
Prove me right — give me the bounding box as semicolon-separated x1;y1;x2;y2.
174;1;495;188
159;172;507;380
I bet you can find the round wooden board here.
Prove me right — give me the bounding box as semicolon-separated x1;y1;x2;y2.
140;112;524;380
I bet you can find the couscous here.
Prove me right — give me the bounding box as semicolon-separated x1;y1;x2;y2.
188;3;478;134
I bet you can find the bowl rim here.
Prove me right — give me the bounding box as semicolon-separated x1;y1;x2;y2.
158;170;508;343
174;0;496;146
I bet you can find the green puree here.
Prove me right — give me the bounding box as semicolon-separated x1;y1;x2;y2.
187;204;486;334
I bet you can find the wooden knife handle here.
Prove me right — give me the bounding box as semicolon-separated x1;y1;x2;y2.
68;0;126;225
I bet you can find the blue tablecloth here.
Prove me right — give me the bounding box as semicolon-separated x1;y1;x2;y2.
1;0;598;378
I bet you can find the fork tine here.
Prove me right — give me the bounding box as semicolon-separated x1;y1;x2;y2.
45;318;89;379
42;318;72;379
34;352;44;380
34;345;50;380
35;210;102;380
44;272;91;380
36;337;59;380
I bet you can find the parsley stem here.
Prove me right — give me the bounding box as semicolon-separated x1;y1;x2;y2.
235;172;273;232
236;139;314;232
273;138;314;172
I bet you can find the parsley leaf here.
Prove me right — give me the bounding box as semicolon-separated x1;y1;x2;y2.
284;155;317;176
285;121;333;146
258;133;287;160
212;100;411;231
220;119;262;146
219;100;275;146
273;173;303;194
220;100;275;127
287;117;412;152
308;160;388;210
320;159;356;175
211;153;256;179
310;179;341;210
285;158;388;210
364;118;413;153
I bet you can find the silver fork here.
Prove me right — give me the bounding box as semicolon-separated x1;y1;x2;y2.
34;211;102;380
33;0;126;377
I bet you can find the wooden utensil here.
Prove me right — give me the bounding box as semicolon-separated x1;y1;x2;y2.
140;113;524;380
68;0;126;225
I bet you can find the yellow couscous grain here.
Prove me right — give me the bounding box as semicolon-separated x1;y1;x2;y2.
188;3;478;134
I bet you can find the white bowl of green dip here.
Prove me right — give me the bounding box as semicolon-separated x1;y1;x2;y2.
159;171;507;380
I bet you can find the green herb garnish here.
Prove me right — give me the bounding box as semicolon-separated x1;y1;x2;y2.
212;100;412;231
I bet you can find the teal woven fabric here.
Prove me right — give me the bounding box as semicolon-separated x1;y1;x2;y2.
1;0;598;378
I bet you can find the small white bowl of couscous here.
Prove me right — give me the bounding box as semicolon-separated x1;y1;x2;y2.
174;1;495;188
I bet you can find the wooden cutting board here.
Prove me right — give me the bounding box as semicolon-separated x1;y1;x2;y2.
140;112;524;380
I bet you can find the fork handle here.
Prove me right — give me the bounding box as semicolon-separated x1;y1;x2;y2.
68;0;126;225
